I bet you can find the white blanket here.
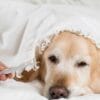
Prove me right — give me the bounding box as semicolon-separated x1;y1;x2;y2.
0;0;100;75
0;0;100;100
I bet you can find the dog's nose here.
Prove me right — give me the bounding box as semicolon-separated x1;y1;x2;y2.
49;86;70;99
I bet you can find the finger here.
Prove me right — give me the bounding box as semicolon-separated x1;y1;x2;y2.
0;66;6;71
0;75;7;81
0;62;7;71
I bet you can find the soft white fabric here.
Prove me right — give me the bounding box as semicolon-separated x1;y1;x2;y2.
0;79;47;100
0;0;100;100
0;0;100;75
0;79;100;100
2;0;100;7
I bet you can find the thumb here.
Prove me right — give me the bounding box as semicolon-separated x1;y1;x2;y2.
0;62;7;71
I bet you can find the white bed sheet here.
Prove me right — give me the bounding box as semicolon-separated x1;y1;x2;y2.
0;79;100;100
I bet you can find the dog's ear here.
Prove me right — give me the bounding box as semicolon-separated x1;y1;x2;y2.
33;45;47;83
97;48;100;65
15;69;39;82
0;62;7;70
90;48;100;93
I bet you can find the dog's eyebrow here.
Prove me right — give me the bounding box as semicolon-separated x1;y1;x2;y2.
73;55;91;64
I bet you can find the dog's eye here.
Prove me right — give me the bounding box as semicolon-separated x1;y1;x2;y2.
77;61;88;68
48;55;59;64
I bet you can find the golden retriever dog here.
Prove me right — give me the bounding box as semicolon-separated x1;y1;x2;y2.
38;31;100;99
1;31;100;100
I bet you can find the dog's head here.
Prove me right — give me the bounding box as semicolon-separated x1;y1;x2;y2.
18;31;99;99
37;31;100;99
